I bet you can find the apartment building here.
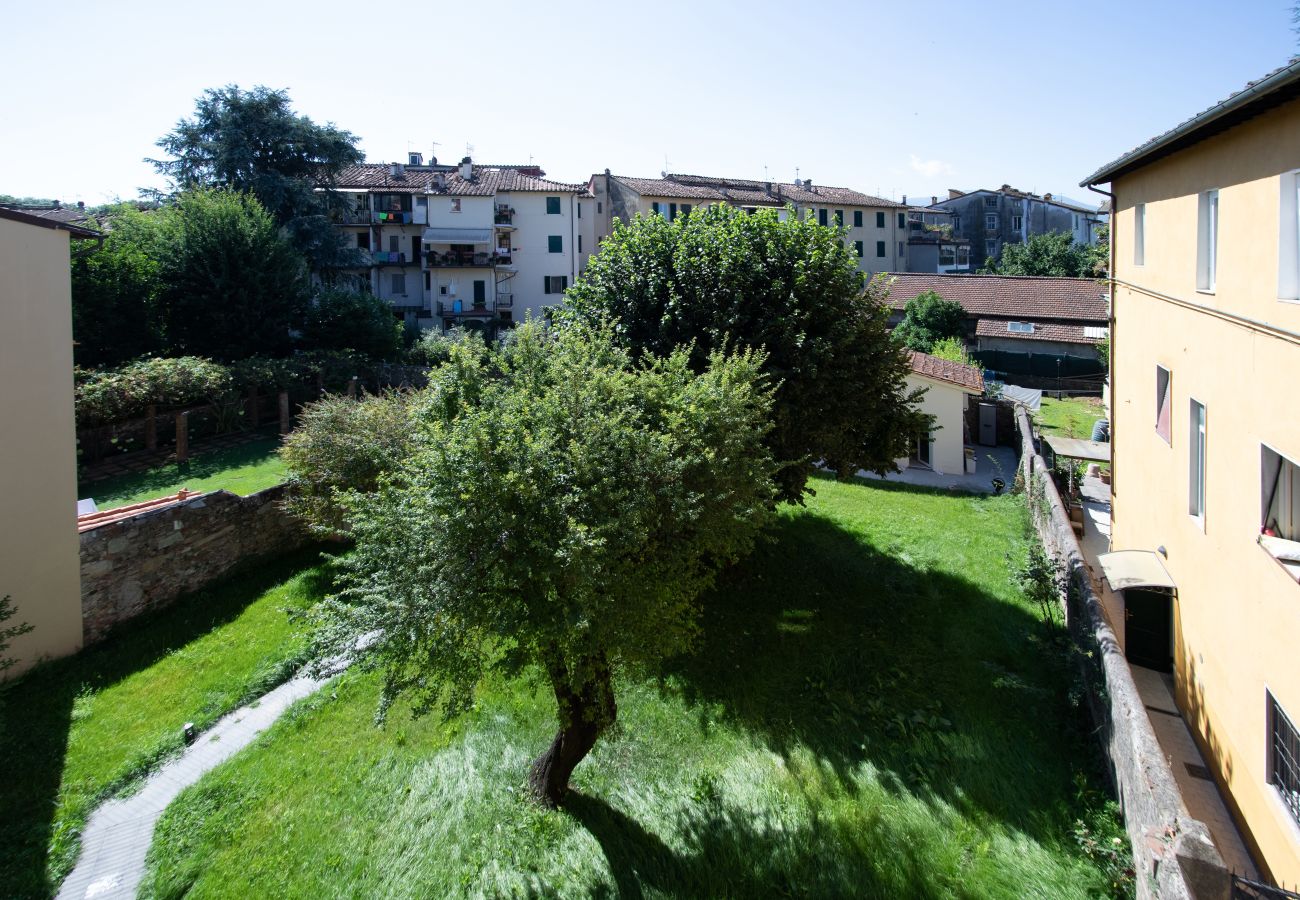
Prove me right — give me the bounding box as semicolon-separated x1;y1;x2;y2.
1082;59;1300;883
903;207;972;274
931;185;1105;264
326;155;595;332
589;171;909;276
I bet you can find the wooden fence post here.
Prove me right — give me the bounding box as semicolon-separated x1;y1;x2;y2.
175;411;189;462
144;404;157;450
279;391;291;434
346;376;358;399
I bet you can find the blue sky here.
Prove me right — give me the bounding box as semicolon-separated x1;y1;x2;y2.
2;0;1294;207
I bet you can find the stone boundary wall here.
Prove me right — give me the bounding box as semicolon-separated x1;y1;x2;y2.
79;484;308;644
1015;406;1228;900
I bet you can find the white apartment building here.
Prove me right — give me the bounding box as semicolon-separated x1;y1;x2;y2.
589;171;909;276
326;156;595;332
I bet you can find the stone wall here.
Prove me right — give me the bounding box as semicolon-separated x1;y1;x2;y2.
79;484;309;644
1015;406;1228;900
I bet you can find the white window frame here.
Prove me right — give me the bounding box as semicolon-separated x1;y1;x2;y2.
1012;214;1023;232
1156;365;1172;445
1008;321;1035;334
1262;444;1300;543
1280;171;1300;302
1197;190;1219;292
1134;203;1146;267
985;213;998;231
1189;398;1206;526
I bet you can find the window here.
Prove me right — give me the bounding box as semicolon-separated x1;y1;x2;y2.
577;203;582;219
853;210;863;228
1268;691;1300;828
953;214;961;232
1072;214;1079;229
986;240;997;257
939;246;955;266
1012;214;1023;231
548;235;563;253
985;214;998;231
1189;399;1206;522
424;271;431;290
416;195;427;207
439;285;448;295
597;201;603;214
984;196;998;208
1280;172;1300;300
819;209;828;227
682;204;692;217
1155;365;1172;442
1262;446;1300;547
875;240;886;257
543;275;569;294
357;231;370;250
898;212;905;229
1083;326;1109;340
898;241;905;257
957;246;969;267
389;235;399;252
450;198;461;213
876;211;885;228
834;209;844;226
853;240;864;257
1197;189;1219;291
1007;322;1035;333
670;203;678;220
578;235;583;253
391;273;406;295
546;196;561;215
1134;203;1146;266
651;201;662;216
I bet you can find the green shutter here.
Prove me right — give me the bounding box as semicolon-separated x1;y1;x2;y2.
853;211;863;228
546;197;561;214
876;241;886;257
854;241;863;257
898;212;905;228
818;209;828;226
549;235;563;253
876;211;885;228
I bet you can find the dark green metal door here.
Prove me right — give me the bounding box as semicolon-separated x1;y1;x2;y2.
1124;589;1172;672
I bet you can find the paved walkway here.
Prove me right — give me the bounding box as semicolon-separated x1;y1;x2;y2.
55;670;333;900
857;445;1020;493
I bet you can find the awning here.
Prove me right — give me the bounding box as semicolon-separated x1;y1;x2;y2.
422;227;493;244
1097;551;1177;592
1043;434;1110;462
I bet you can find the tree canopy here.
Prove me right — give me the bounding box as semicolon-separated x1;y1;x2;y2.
149;85;363;266
296;320;776;805
981;231;1101;278
562;204;925;503
891;290;967;353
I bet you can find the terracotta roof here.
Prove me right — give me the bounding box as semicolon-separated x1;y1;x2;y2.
885;273;1108;323
331;164;590;197
974;318;1105;345
607;172;905;208
908;351;984;393
0;206;101;238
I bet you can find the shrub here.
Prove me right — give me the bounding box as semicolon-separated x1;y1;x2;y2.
302;289;404;360
408;326;475;367
75;357;234;426
929;336;977;368
892;291;967;352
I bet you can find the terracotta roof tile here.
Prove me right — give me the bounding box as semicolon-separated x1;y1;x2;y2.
331;164;590;196
974;318;1104;345
885;273;1108;323
607;173;905;208
908;351;984;393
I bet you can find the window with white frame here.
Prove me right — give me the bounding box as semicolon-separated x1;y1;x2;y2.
1134;203;1146;266
1156;365;1172;443
1262;446;1300;576
985;239;997;257
985;213;998;231
1189;398;1206;522
1007;322;1034;333
984;196;997;208
1197;190;1219;291
1280;171;1300;301
1268;691;1300;827
1012;214;1023;231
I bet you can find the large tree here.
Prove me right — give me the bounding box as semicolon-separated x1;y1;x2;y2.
149;85;363;266
563;204;925;503
70;206;167;365
298;320;775;805
981;230;1097;277
892;290;967;353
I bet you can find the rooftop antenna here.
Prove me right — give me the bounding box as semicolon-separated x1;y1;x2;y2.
795;166;801;183
430;139;441;159
465;142;475;159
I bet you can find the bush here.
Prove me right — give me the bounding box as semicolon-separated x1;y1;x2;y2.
892;291;967;352
929;336;977;368
302;289;404;360
407;326;476;367
279;391;418;535
75;357;234;426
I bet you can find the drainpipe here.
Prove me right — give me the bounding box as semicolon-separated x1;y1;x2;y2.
1086;181;1116;509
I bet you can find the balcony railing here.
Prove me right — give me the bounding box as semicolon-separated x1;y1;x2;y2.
495;294;514;309
371;251;416;265
427;250;496;267
494;207;515;225
437;300;496;317
333;208;372;225
373;211;412;224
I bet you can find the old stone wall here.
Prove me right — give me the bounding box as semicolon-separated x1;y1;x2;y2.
79;485;308;644
1015;406;1228;900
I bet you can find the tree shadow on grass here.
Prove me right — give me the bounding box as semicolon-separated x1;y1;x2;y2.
0;545;331;899
79;432;284;506
654;499;1092;849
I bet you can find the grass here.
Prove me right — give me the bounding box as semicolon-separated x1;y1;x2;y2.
79;433;288;510
1035;395;1105;439
140;478;1131;899
0;547;334;898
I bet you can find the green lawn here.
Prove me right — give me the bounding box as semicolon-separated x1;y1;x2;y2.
1035;396;1105;439
141;479;1130;899
0;547;333;898
79;434;288;510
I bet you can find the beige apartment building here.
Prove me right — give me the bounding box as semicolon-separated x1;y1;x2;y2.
1083;59;1300;883
589;171;909;276
0;208;99;676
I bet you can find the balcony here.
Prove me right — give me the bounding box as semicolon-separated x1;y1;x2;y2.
494;206;515;227
332;208;372;225
373;211;412;225
427;250;497;268
437;300;496;318
495;294;514;309
371;251;417;266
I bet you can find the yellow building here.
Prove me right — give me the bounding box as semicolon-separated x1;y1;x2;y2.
0;208;99;676
1083;59;1300;883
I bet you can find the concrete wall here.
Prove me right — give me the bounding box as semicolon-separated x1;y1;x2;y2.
1109;92;1300;883
896;374;972;476
0;217;84;676
79;485;309;645
506;191;578;322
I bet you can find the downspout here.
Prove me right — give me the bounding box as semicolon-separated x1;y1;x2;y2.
1086;182;1116;509
570;193;577;287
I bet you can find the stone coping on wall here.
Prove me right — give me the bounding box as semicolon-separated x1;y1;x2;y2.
1015;405;1229;900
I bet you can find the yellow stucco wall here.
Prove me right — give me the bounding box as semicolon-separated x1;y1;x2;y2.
1110;95;1300;881
0;217;84;676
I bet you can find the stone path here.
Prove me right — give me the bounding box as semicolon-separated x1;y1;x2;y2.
55;670;333;900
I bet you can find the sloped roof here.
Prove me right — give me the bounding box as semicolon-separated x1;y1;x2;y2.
331;164;590;196
908;351;984;393
1083;58;1300;186
606;172;905;208
974;318;1103;345
885;273;1108;323
932;187;1100;215
0;206;101;238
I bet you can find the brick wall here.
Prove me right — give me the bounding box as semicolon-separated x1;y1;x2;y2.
79;484;309;644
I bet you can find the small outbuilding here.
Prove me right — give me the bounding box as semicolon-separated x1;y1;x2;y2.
900;351;985;476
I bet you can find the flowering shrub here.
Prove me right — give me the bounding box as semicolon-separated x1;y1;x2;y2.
74;357;233;426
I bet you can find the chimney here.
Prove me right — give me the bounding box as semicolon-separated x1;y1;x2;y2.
434;173;446;189
408;152;423;166
805;178;813;190
794;178;802;187
77;200;85;209
604;167;611;176
52;199;61;209
390;162;405;179
460;157;473;181
931;195;937;205
902;194;908;206
1043;192;1052;201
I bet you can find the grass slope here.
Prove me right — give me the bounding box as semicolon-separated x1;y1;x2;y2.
80;434;288;510
0;547;332;898
141;479;1129;899
1035;396;1104;439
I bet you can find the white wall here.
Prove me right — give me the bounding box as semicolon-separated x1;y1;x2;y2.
896;374;972;476
506;191;577;322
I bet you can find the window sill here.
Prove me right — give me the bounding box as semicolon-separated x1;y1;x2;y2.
1195;289;1216;296
1278;295;1300;306
1259;535;1300;583
1189;513;1205;533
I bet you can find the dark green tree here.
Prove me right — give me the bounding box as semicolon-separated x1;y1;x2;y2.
981;231;1096;277
892;290;968;353
148;85;363;267
302;289;404;360
297;320;776;806
157;189;308;360
563;204;925;503
71;206;168;365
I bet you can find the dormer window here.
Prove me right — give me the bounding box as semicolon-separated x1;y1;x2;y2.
1007;322;1035;334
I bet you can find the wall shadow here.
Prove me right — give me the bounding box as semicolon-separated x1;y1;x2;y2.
0;545;330;899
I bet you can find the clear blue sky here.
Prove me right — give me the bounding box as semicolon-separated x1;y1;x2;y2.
2;0;1293;207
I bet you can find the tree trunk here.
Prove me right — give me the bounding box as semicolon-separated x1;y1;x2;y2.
528;652;616;807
